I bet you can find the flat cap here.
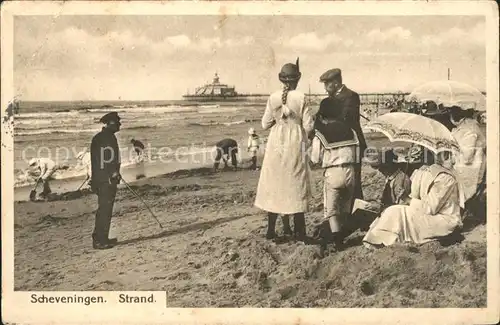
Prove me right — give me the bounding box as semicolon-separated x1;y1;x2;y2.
99;111;121;124
319;68;342;82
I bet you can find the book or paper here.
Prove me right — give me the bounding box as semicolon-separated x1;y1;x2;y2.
352;199;379;214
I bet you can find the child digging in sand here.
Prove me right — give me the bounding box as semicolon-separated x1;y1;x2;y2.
28;157;69;198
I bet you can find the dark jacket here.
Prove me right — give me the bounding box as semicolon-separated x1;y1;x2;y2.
216;138;238;154
314;97;356;145
381;169;411;208
317;86;367;155
91;128;121;186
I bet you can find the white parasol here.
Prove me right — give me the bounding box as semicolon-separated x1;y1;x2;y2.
365;112;460;154
408;80;486;111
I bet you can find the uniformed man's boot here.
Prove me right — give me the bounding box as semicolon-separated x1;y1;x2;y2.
93;241;114;250
266;213;278;240
281;215;293;238
92;234;114;249
293;213;307;242
213;162;220;172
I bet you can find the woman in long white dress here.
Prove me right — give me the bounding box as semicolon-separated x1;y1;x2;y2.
363;151;464;248
448;106;486;204
254;58;315;241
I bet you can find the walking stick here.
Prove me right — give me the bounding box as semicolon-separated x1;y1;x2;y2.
76;177;88;191
120;177;164;229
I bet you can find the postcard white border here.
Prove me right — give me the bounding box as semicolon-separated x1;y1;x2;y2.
2;1;499;324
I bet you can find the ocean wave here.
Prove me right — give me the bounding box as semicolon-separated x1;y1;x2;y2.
197;106;240;114
87;105;198;114
15;128;101;136
125;125;157;131
188;118;258;127
15;110;82;119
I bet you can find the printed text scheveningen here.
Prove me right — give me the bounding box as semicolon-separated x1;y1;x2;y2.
31;294;106;306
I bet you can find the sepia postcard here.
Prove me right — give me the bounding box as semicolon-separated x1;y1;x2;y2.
1;1;499;324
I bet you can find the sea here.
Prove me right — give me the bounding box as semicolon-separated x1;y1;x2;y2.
9;99;383;200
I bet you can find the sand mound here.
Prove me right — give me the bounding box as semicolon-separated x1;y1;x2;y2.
174;228;486;308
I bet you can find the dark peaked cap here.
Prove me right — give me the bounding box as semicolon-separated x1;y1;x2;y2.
99;112;121;124
319;68;342;82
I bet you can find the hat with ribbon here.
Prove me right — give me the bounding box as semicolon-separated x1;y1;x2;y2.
278;58;301;82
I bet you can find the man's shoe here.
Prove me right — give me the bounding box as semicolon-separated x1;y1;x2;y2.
107;238;118;245
93;241;114;250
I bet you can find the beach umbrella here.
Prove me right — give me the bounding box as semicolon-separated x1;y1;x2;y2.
365;112;460;154
408;80;486;111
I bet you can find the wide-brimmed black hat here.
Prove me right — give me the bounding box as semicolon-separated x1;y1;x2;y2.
99;112;121;124
421;101;448;116
278;58;301;82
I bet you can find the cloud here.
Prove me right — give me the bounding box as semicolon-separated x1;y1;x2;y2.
422;22;485;47
281;32;343;51
16;27;256;72
366;26;412;43
167;34;192;47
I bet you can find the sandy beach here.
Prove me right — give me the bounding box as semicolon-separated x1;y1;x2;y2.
14;151;487;307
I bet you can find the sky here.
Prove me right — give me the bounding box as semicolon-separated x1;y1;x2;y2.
14;15;486;101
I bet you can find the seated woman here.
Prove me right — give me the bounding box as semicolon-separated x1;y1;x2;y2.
448;106;486;205
362;150;464;249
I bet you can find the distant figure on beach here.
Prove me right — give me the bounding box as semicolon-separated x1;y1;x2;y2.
318;68;367;203
76;150;92;187
131;138;146;179
90;112;122;250
131;139;145;160
254;58;315;242
247;128;260;170
28;157;69;198
310;98;360;252
213;138;239;171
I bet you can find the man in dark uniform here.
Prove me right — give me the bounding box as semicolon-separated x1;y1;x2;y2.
318;69;367;202
90;112;122;249
213;138;239;171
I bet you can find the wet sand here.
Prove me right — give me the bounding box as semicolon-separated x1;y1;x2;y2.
13;150;487;307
